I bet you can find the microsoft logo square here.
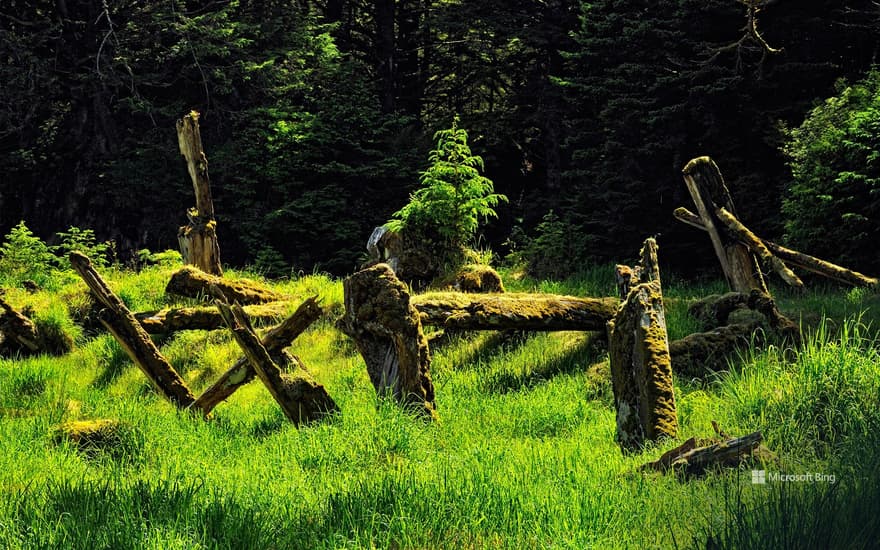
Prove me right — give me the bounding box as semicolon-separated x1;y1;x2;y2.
752;470;766;484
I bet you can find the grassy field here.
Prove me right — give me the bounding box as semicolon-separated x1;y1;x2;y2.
1;262;879;549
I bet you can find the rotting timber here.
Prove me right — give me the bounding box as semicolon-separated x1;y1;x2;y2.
165;265;283;304
134;302;290;334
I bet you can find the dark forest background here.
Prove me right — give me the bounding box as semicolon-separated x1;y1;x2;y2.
1;1;878;277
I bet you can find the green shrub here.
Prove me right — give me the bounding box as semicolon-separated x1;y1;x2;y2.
0;221;57;285
52;226;112;268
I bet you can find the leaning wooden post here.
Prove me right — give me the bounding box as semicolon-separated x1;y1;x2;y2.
177;111;222;276
338;263;438;419
682;157;768;294
608;238;677;451
69;252;197;410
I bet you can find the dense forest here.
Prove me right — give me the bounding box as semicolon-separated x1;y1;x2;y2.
1;0;879;276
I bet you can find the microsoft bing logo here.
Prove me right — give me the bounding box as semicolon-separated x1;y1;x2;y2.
752;470;766;484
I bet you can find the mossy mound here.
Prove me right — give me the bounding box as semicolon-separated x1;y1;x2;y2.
53;419;143;460
441;264;505;293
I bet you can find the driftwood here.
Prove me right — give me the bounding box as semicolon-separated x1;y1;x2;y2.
410;292;618;331
608;238;677;451
682;157;768;294
338;264;438;419
166;266;283;304
675;206;878;287
134;302;290;334
177;111;222;275
641;430;771;475
215;299;336;425
192;297;322;414
69;252;197;410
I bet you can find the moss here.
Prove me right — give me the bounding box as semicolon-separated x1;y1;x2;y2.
669;322;762;378
435;264;505;293
53;419;143;460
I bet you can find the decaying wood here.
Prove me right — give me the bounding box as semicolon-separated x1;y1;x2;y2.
641;430;770;475
687;292;750;330
748;289;800;345
715;207;803;288
675;206;878;288
0;295;40;354
669;321;762;377
69;252;197;410
166;266;283;304
215;299;336;425
338;264;438;419
615;265;641;300
410;292;618;331
134;302;290;334
193;297;322;414
177;111;222;276
682;157;768;294
608;238;677;451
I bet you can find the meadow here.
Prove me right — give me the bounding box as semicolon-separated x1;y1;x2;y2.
1;262;879;549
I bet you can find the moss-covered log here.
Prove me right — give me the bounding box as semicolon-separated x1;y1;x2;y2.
747;289;800;346
715;207;803;288
338;264;437;419
687;292;750;330
165;266;283;304
410;292;618;331
0;294;41;355
135;302;290;334
669;321;762;377
192;297;322;414
177;111;222;276
69;252;197;410
641;431;769;475
682;157;768;294
608;238;677;451
215;300;336;425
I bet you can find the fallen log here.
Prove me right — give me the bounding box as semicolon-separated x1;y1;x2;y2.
192;297;322;414
748;289;800;346
215;299;336;426
165;266;283;304
682;157;768;294
177;111;222;275
608;238;677;451
641;430;771;475
338;264;438;419
715;207;803;288
134;302;290;334
410;292;618;331
69;252;197;410
686;292;750;330
674;206;878;287
669;321;762;378
0;295;40;355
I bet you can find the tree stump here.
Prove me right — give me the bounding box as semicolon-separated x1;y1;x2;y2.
165;266;282;304
608;238;677;451
338;264;438;419
177;111;222;276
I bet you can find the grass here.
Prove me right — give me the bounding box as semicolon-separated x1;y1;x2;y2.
0;262;879;548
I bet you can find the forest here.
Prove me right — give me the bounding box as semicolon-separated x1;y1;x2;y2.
2;0;879;277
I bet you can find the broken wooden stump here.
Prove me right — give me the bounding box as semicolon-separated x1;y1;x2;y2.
410;292;617;331
608;238;677;451
641;430;772;475
215;298;336;426
192;297;323;414
134;302;290;334
682;157;768;294
177;111;222;276
166;266;283;304
338;263;438;419
69;252;197;410
669;321;763;378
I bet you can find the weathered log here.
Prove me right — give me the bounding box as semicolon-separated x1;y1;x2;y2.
641;431;769;475
338;264;438;419
177;111;222;276
134;302;290;334
410;292;618;331
669;321;763;377
608;238;677;451
69;252;197;410
165;266;283;304
192;297;322;414
0;295;41;354
675;206;878;288
748;289;800;346
715;207;803;288
686;292;750;330
215;299;336;425
682;157;768;294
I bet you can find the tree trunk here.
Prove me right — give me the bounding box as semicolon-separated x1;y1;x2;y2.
338;264;437;419
69;252;197;410
410;292;617;331
681;157;768;294
177;111;222;276
215;300;336;426
193;297;323;414
134;302;290;334
608;238;678;451
165;266;283;304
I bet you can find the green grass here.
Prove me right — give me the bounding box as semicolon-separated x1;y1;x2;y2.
0;264;879;548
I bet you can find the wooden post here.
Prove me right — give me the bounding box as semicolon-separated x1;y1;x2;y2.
338;264;438;419
682;157;768;294
608;238;678;451
192;297;323;414
177;111;222;276
69;252;197;410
